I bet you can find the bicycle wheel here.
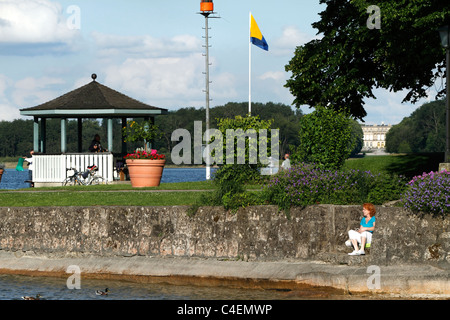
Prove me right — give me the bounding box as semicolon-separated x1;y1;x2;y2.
90;176;106;185
62;176;76;186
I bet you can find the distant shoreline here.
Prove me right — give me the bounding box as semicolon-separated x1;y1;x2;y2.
4;161;218;170
5;162;18;169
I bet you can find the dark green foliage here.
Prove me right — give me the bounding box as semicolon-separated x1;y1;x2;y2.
193;115;275;213
291;107;356;170
386;100;446;153
190;165;265;214
350;120;364;156
285;0;450;120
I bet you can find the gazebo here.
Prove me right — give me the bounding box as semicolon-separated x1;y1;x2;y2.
20;74;168;187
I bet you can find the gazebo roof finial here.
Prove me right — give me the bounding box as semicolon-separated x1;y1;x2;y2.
91;73;97;81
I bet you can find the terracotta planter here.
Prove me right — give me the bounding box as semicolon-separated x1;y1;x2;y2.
0;169;3;183
126;159;165;187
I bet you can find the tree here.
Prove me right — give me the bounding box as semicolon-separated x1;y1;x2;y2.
211;102;303;156
291;107;355;169
386;100;446;153
350;120;364;156
214;115;275;182
204;115;275;212
285;0;450;121
122;120;161;152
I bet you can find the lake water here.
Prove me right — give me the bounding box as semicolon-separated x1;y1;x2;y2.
0;273;353;302
0;273;311;301
0;169;30;190
0;168;217;190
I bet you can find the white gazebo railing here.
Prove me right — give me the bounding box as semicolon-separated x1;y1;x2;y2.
33;153;114;186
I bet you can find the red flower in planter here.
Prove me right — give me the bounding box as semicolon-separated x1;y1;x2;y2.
124;149;165;160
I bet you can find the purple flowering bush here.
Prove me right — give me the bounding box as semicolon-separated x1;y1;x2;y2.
400;170;450;215
262;163;408;210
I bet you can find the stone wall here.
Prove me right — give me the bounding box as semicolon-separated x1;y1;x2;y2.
0;205;448;268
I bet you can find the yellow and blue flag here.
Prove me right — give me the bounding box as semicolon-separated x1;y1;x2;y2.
250;14;268;51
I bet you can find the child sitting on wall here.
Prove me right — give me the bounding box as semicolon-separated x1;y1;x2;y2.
346;203;376;256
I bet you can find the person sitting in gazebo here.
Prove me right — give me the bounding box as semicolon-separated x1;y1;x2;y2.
89;134;108;153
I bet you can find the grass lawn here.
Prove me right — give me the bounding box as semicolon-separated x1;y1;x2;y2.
343;153;444;178
0;180;262;207
0;181;214;207
0;190;209;207
52;180;217;191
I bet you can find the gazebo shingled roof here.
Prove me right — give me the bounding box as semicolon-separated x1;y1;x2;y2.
20;75;168;118
19;74;168;153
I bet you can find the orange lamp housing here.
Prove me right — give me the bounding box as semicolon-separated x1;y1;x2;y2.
200;0;214;12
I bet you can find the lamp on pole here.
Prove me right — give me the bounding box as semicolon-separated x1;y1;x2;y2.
438;25;450;170
199;1;217;180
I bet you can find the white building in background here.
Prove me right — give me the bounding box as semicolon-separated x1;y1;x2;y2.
361;123;392;150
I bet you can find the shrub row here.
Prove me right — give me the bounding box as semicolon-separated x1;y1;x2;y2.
199;164;449;217
262;163;408;210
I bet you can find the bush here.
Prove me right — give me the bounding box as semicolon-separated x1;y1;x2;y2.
188;165;266;214
400;170;450;216
221;191;266;213
194;115;274;213
291;107;355;170
262;163;408;210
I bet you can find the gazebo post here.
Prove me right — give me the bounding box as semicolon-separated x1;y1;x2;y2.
33;117;39;152
143;116;153;150
40;118;47;153
77;118;83;152
61;118;67;153
107;118;113;152
149;116;155;149
121;117;127;154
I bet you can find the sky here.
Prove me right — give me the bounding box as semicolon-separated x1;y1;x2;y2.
0;0;439;125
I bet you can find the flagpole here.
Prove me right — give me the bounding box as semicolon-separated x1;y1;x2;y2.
249;11;252;116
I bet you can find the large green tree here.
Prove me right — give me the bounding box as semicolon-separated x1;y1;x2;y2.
386;100;446;153
285;0;450;121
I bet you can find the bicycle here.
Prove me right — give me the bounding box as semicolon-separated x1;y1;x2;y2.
62;165;106;186
62;168;84;186
82;165;106;185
